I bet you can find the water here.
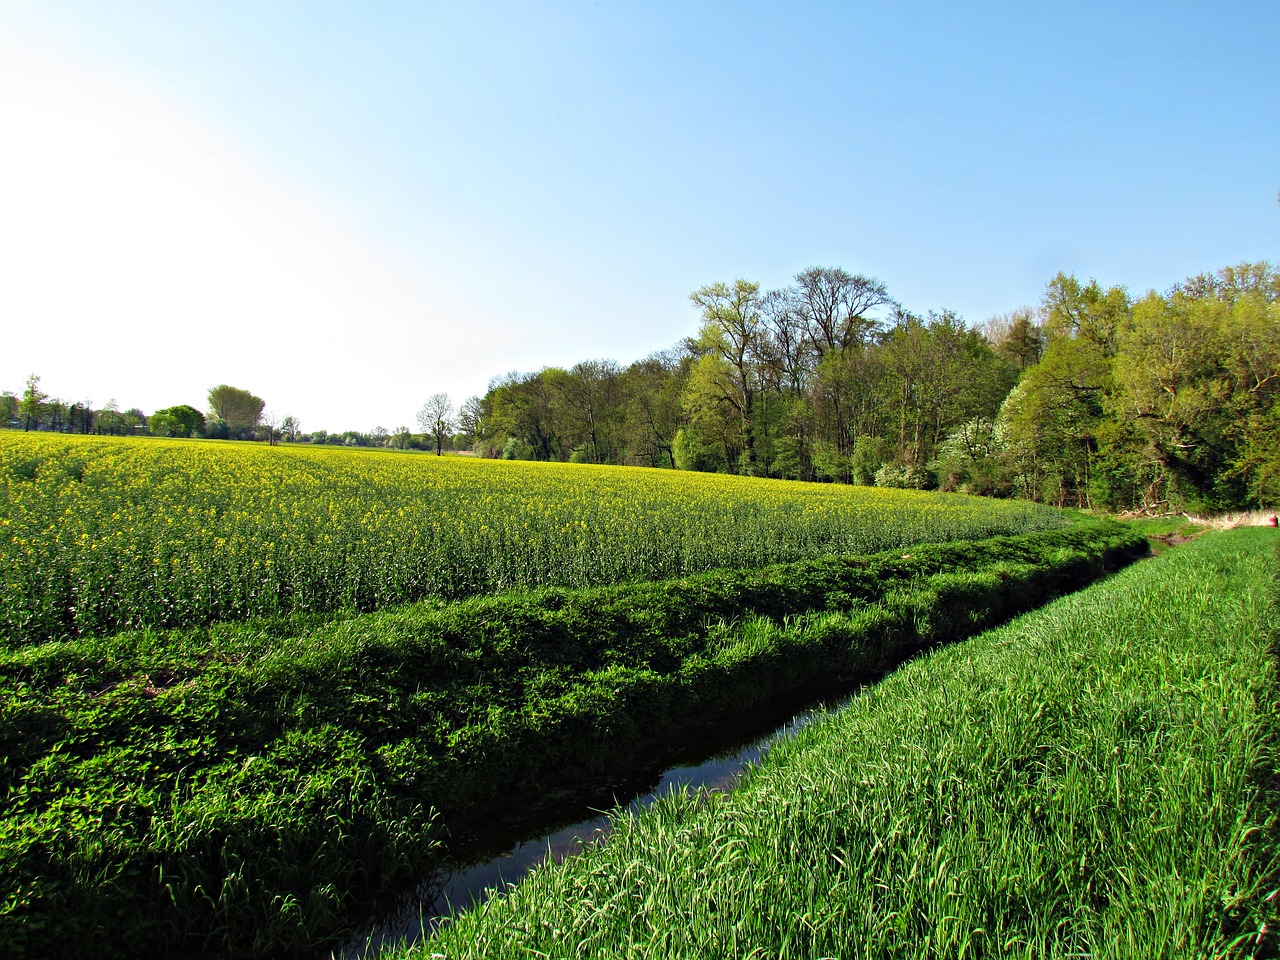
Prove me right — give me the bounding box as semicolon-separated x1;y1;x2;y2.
342;680;862;959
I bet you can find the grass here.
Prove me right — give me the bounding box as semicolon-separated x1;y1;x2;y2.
0;522;1143;959
403;526;1280;960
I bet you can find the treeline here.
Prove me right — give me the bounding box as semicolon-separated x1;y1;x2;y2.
0;377;151;437
471;261;1280;512
3;377;465;451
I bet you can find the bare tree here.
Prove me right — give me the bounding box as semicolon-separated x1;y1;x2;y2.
259;410;281;446
794;266;892;356
417;393;455;456
456;395;484;445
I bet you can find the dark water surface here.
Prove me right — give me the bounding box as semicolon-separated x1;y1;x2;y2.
341;676;868;959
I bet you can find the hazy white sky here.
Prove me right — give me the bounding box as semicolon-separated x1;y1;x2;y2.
1;1;1277;431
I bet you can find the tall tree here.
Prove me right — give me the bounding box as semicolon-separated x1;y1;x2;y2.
456;396;484;448
688;279;764;473
795;267;893;470
19;374;46;431
795;266;891;356
0;391;17;427
559;360;624;463
417;393;455;456
620;349;688;468
1040;273;1130;357
983;307;1044;371
207;385;265;439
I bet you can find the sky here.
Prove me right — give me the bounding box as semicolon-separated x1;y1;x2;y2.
1;1;1277;432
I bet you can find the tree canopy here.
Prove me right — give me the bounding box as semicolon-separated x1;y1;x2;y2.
207;385;265;439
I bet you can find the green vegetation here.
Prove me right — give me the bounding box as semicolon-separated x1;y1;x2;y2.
479;260;1279;513
406;527;1279;960
4;430;1268;959
0;433;1062;646
8;260;1276;515
0;520;1143;959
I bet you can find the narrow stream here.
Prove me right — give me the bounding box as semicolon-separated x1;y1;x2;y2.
341;679;866;959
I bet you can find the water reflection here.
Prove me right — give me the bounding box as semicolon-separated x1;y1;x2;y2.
343;683;858;959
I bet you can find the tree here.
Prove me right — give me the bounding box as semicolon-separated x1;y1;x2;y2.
794;267;893;472
983;307;1044;371
559;359;624;463
259;411;282;446
150;404;206;438
207;385;265;439
688;279;765;474
1040;273;1129;357
484;371;564;461
999;335;1112;507
417;393;455;456
280;415;301;442
794;266;891;356
620;349;688;468
98;399;122;435
1109;264;1280;508
20;374;47;431
456;396;484;447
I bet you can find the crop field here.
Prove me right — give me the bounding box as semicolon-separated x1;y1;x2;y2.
407;527;1280;960
0;434;1064;646
0;432;1154;958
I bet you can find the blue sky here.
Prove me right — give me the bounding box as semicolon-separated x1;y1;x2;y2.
1;1;1276;431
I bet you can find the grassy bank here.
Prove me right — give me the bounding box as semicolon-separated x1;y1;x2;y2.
407;527;1280;960
0;521;1142;959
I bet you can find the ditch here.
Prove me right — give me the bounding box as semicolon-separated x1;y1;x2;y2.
341;670;874;959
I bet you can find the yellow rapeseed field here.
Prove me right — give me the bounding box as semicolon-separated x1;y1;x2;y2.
1;433;1064;645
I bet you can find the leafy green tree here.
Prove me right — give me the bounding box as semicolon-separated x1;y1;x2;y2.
150;404;206;438
485;371;565;461
1041;273;1130;357
680;352;743;473
558;360;625;464
998;335;1111;506
983;307;1044;371
620;349;687;468
688;279;765;473
1112;290;1228;505
206;385;265;439
671;426;725;472
1109;262;1280;508
19;374;46;431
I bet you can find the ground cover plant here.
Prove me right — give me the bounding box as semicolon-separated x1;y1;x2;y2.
402;526;1280;960
0;520;1144;959
0;433;1064;646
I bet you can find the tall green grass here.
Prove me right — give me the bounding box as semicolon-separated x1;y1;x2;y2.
408;527;1280;960
0;523;1141;959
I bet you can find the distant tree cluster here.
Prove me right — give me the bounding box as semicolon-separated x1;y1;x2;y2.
0;380;277;444
8;259;1275;512
0;375;149;437
467;261;1280;512
0;375;455;452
